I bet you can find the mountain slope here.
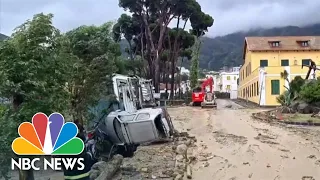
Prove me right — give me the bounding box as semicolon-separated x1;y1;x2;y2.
0;33;8;41
200;24;320;70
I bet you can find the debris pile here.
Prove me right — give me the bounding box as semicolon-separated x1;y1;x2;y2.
89;155;124;180
172;132;197;179
88;131;198;180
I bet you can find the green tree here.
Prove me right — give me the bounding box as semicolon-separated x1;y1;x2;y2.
117;0;213;92
0;13;72;180
300;78;320;103
113;14;140;61
65;22;119;123
166;28;194;99
189;10;213;89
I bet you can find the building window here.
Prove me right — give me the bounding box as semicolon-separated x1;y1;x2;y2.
271;80;280;95
281;59;289;66
243;89;245;97
257;81;259;95
226;85;231;90
302;59;311;66
260;60;268;67
234;76;236;80
247;87;249;97
301;41;308;47
271;41;280;47
254;83;256;96
251;84;254;97
227;76;230;80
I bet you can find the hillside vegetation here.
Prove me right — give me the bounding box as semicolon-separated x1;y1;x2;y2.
0;33;8;40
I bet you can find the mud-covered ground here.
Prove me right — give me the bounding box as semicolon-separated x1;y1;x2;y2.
6;99;320;180
169;99;320;180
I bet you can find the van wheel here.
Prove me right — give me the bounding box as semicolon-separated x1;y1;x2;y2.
116;145;137;157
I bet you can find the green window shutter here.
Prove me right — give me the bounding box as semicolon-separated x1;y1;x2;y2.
260;60;268;67
281;59;289;66
271;80;280;95
302;59;311;66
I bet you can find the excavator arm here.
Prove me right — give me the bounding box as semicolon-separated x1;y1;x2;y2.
302;60;320;79
201;77;213;93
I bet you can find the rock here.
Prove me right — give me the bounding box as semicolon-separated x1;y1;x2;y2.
185;139;192;146
186;165;192;179
162;169;174;177
175;161;186;170
89;169;101;180
176;155;184;162
225;105;232;108
302;176;315;180
290;101;300;111
307;155;316;159
151;175;157;179
176;144;188;155
175;174;183;180
140;167;148;172
95;155;124;180
204;162;210;167
198;156;207;161
297;102;313;114
91;161;108;171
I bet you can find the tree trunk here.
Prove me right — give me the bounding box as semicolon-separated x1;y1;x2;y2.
19;169;34;180
170;59;175;100
178;58;184;99
165;63;169;99
13;94;35;180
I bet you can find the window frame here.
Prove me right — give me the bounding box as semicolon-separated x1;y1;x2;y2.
271;80;280;95
281;59;289;66
302;59;311;66
260;60;268;67
301;41;308;47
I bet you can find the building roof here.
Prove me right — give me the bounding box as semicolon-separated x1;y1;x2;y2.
245;36;320;51
242;36;320;60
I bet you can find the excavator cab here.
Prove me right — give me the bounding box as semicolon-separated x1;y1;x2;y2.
201;92;217;109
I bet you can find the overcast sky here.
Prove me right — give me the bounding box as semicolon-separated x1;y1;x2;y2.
1;0;320;37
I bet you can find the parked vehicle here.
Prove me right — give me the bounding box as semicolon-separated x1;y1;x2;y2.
86;74;175;161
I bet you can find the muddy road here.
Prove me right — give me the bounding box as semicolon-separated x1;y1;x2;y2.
169;99;320;180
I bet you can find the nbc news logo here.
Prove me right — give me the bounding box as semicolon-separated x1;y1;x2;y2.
11;113;85;170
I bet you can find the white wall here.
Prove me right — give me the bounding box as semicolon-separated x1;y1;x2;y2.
219;72;239;92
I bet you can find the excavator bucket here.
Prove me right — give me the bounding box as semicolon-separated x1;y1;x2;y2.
201;93;217;109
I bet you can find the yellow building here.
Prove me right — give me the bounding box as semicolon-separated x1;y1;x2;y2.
238;36;320;106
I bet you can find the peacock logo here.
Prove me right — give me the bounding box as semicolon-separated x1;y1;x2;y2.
11;112;84;155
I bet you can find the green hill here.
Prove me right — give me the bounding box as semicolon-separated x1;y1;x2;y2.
115;23;320;70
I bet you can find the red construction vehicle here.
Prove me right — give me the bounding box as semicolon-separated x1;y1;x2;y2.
191;77;217;108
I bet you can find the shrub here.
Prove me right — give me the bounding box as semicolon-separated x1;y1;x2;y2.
289;76;305;96
276;91;297;106
300;79;320;103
